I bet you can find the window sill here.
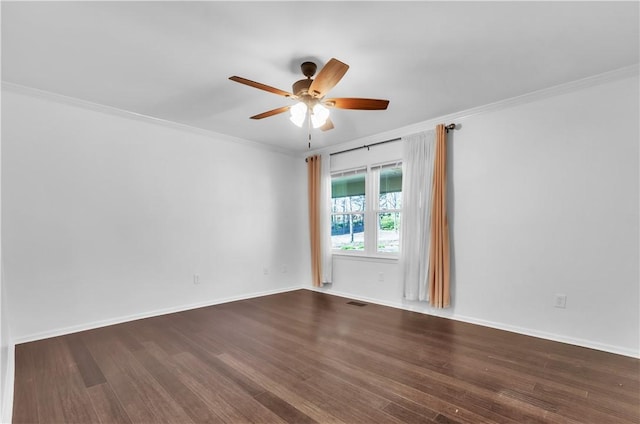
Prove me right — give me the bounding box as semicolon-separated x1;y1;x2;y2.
332;252;399;263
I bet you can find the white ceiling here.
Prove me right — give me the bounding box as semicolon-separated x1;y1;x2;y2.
2;1;638;153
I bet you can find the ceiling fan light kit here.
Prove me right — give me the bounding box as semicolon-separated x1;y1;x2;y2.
310;104;330;128
230;58;390;140
289;102;307;127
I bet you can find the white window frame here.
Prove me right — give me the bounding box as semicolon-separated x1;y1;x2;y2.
331;160;402;259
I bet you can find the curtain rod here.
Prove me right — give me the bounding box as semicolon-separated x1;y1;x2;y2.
328;123;456;158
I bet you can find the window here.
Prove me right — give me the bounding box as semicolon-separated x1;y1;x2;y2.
331;162;402;256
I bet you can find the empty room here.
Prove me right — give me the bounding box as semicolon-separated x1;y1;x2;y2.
1;1;638;423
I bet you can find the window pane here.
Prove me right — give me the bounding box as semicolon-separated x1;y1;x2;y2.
331;214;365;251
378;212;401;253
332;172;365;198
332;171;366;214
379;166;402;209
331;195;365;213
379;191;402;210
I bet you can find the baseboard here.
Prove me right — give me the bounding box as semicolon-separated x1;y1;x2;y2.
12;285;302;345
1;343;14;424
11;283;638;355
306;287;640;359
446;314;639;359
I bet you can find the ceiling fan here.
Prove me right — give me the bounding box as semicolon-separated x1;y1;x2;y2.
229;58;389;134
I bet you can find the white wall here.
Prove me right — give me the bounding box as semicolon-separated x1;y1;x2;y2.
1;86;310;342
0;84;11;423
0;271;10;424
319;72;640;357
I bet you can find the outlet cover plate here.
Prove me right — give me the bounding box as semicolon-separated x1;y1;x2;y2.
554;294;567;308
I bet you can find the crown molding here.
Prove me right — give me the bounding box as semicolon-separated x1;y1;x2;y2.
307;64;639;157
4;63;637;161
1;81;298;158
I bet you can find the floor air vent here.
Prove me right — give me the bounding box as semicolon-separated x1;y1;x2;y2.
347;301;367;307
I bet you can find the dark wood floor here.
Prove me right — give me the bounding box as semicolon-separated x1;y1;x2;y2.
12;289;640;424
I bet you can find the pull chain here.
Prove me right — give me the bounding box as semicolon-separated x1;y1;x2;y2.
307;109;312;149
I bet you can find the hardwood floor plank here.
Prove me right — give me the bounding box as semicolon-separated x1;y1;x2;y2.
224;341;404;424
32;337;100;424
171;351;287;424
109;325;145;352
201;315;319;381
287;346;496;424
218;352;347;423
86;382;132;424
302;371;391;412
12;290;640;424
393;398;447;423
103;367;162;423
131;342;225;423
166;325;226;356
533;381;640;423
78;333;160;422
65;333;107;388
84;335;194;423
307;335;548;423
383;402;437;423
433;413;465;424
130;316;187;356
254;391;318;424
12;344;40;424
293;380;399;424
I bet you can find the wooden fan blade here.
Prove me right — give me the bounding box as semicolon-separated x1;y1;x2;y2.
320;117;334;131
325;98;389;110
308;58;349;98
250;106;291;120
229;76;295;98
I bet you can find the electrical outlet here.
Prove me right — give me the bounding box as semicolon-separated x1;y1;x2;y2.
263;268;269;275
554;294;567;308
193;274;200;285
378;272;384;282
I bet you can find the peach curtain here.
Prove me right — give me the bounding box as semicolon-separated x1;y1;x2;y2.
307;155;322;287
428;124;451;308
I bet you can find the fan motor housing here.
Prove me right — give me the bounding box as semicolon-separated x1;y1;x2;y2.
292;78;313;97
